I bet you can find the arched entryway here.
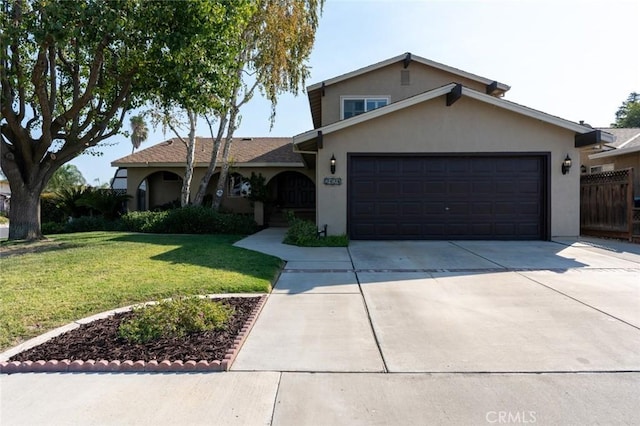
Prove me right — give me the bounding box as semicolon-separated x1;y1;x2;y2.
272;171;315;209
268;171;316;225
136;171;182;211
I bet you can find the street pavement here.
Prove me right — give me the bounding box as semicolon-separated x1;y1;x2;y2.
1;229;639;425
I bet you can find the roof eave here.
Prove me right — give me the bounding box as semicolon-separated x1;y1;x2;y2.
589;144;640;160
306;53;511;93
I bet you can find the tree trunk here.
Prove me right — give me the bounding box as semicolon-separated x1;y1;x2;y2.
8;185;44;241
180;111;197;207
211;107;240;211
193;113;228;206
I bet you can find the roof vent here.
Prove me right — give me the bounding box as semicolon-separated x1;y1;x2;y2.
401;69;410;86
241;137;253;141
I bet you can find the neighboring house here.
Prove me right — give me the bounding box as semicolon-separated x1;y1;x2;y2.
581;128;640;199
114;52;611;240
0;179;10;213
111;137;314;219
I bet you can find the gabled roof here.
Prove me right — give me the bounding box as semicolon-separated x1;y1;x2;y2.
588;128;640;160
306;53;511;129
112;137;304;168
307;52;511;93
294;83;613;150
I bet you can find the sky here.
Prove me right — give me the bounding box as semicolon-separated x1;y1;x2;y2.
69;0;640;186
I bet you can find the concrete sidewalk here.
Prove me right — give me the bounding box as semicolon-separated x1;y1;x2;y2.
2;229;639;425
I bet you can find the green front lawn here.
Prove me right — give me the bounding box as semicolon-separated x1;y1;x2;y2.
0;232;282;351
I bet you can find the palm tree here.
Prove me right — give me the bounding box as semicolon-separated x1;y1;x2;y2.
130;115;149;154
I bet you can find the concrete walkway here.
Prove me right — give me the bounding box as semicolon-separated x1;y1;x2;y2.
2;229;639;425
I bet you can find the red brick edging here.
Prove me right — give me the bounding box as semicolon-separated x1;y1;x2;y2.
0;295;267;374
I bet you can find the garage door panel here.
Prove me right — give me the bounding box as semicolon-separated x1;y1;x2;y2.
495;181;517;194
377;159;400;174
352;201;375;216
448;181;471;195
423;181;446;194
518;180;540;193
400;158;426;174
471;202;493;214
472;180;493;194
377;202;399;216
401;181;424;194
519;202;540;215
471;223;493;235
400;202;422;215
376;181;397;195
349;155;546;240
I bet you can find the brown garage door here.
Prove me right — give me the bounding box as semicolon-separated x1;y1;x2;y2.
348;154;548;240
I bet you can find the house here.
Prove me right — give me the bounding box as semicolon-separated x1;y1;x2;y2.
580;127;640;200
0;179;10;213
114;52;612;240
293;53;612;240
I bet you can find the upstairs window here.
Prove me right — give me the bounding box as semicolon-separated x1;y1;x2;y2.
341;97;389;119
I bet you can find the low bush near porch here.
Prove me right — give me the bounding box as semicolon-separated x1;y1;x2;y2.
114;206;256;235
283;215;349;247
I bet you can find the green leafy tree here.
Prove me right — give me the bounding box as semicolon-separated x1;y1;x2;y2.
147;1;253;207
612;92;640;128
0;0;249;240
129;115;148;154
192;0;324;209
44;164;85;193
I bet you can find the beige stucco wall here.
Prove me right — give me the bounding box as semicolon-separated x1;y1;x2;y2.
321;62;491;126
316;95;580;238
124;166;314;212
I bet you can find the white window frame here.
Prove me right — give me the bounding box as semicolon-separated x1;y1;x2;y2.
589;163;614;173
340;95;390;120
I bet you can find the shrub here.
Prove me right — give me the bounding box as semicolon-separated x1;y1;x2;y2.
64;216;120;233
42;221;66;235
120;206;257;235
54;186;94;219
77;189;131;220
283;213;349;247
40;192;66;224
120;210;169;233
118;297;235;344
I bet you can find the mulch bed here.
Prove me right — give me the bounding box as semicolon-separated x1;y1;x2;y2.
2;297;264;373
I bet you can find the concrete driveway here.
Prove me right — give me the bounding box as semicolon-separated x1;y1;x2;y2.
233;235;640;374
2;230;639;425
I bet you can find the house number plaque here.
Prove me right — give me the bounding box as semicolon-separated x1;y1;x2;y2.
323;177;342;185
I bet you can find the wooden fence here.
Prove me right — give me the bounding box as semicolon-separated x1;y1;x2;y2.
580;168;635;240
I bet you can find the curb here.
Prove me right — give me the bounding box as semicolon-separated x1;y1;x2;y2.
0;294;268;374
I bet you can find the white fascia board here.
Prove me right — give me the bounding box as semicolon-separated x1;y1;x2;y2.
589;144;640;160
293;84;457;145
307;54;406;91
460;88;601;135
307;54;510;92
112;162;305;168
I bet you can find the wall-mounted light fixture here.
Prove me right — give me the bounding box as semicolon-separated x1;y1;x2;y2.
562;155;572;175
330;154;336;174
